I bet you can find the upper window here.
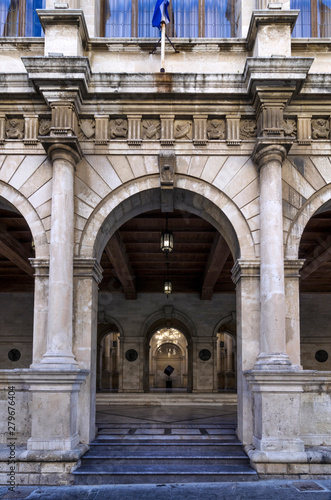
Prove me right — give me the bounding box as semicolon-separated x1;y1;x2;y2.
102;0;236;38
0;0;45;37
291;0;331;37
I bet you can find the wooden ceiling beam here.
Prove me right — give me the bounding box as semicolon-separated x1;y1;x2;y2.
300;238;331;281
105;231;136;300
0;223;33;276
200;233;230;300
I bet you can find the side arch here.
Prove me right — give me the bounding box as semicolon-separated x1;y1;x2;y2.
0;182;48;258
285;184;331;259
78;176;256;262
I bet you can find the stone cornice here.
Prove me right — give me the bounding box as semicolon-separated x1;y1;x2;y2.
231;259;260;285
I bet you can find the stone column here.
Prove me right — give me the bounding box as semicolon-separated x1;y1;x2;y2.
284;259;305;368
39;143;81;369
254;145;291;369
232;259;260;445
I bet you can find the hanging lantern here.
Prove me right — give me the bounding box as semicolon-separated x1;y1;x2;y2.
160;230;174;253
163;279;173;295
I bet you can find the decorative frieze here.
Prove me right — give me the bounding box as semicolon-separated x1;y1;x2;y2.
127;115;142;146
240;118;257;139
174;120;192;140
160;115;175;146
312;118;330;140
5;118;24;140
24;115;39;145
110;118;128;140
193;115;207;146
95;115;109;145
226;115;241;146
282;118;297;138
297;115;311;145
39;118;52;137
207;119;225;140
142;119;161;140
0;114;5;145
78;119;95;140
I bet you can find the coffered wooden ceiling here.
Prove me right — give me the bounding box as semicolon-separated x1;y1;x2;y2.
0;203;330;296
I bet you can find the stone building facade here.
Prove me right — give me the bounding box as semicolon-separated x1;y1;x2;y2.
0;0;331;486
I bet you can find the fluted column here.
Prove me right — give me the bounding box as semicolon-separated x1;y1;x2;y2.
40;143;81;368
254;145;291;369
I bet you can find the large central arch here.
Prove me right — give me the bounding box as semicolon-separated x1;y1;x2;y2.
73;176;258;446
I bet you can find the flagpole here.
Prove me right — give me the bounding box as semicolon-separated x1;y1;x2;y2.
160;21;166;73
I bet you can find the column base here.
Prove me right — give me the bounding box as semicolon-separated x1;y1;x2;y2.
27;433;80;452
252;436;305;454
254;352;292;370
33;349;78;370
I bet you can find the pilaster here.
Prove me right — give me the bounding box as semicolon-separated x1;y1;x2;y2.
160;115;175;146
127;114;142;146
95;115;109;145
226;114;241;146
284;259;305;368
23;115;39;145
231;259;260;445
193;115;207;146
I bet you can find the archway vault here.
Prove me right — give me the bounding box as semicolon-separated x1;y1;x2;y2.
78;176;256;262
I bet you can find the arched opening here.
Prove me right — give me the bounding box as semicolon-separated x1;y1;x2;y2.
97;330;121;392
149;327;188;392
216;331;236;392
298;204;331;371
0;197;35;369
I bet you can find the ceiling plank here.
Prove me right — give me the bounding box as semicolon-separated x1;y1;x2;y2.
300;238;331;281
200;233;230;300
0;223;33;276
105;231;136;300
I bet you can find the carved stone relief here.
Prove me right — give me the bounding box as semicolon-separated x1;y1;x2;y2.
240;119;257;139
142;119;161;140
174;120;192;140
5;118;24;139
312;118;330;140
207;119;225;140
110;118;128;139
38;119;52;136
282;118;297;138
78;119;95;140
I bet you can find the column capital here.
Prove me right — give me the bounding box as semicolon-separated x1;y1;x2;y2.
252;143;287;169
73;258;103;284
231;259;260;285
42;140;82;167
29;258;50;277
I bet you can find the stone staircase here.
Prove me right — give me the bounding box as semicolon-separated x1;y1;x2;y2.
73;421;257;484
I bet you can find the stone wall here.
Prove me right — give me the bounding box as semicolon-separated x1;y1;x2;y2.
300;293;331;371
0;293;34;369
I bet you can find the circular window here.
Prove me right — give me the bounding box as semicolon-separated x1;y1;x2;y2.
199;349;211;361
315;350;328;363
125;349;138;362
8;349;21;362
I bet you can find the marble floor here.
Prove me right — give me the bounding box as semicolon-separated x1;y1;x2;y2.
95;404;237;439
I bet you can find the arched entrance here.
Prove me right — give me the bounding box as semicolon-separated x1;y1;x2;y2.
75;180;257;446
149;327;188;391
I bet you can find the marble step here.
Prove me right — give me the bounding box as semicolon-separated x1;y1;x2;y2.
96;393;237;406
96;423;236;429
89;442;243;452
80;456;249;466
84;445;247;458
97;428;236;435
94;434;239;441
73;463;257;484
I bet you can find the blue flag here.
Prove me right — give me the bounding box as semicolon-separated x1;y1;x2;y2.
152;0;170;29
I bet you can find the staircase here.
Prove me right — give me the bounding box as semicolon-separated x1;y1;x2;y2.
73;421;257;484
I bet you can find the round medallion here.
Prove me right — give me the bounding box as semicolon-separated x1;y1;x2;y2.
315;350;328;363
199;349;211;361
125;349;138;362
8;349;21;362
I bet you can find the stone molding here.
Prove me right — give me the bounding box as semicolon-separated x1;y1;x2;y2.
284;259;305;277
29;258;50;277
73;257;103;284
252;143;288;169
231;259;260;285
